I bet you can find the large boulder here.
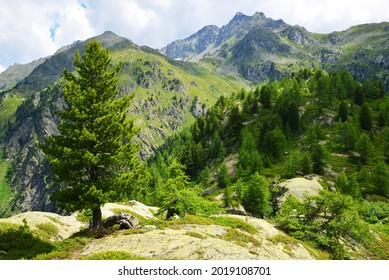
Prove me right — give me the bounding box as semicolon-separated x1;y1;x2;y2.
278;176;323;203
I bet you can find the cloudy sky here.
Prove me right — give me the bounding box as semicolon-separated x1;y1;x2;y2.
0;0;388;73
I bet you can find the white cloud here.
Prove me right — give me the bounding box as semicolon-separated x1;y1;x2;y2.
0;0;387;69
0;0;95;67
0;65;5;74
257;0;389;33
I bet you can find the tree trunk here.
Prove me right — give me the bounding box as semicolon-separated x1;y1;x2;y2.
92;207;103;229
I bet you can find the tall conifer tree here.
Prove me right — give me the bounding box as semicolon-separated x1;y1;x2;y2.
40;40;143;228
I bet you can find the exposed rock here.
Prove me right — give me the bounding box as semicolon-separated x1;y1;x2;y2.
101;202;158;219
278;176;323;203
0;211;84;241
102;213;140;229
190;96;207;117
202;186;216;196
80;214;320;260
281;26;311;44
226;206;247;216
160;25;220;61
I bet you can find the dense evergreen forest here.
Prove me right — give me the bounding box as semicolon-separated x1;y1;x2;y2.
135;68;389;259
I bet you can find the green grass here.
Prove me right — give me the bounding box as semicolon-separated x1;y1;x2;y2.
34;222;60;240
210;216;258;234
0;155;12;217
0;95;23;121
80;251;149;260
186;231;206;239
223;228;261;247
0;221;55;260
33;236;90;260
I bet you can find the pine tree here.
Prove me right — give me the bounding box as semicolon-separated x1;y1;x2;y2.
301;153;313;175
262;126;287;160
337;101;348;122
287;101;300;133
226;105;243;140
287;151;301;178
373;162;389;198
311;144;327;174
354;85;365;106
242;172;272;218
40;40;144;228
359;103;373;131
336;172;349;194
260;84;273;109
336;121;359;152
158;160;220;219
340;70;357;99
336;171;361;198
238;128;263;178
216;163;230;188
356;133;374;164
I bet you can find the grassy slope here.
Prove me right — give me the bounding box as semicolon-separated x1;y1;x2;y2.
0;157;11;216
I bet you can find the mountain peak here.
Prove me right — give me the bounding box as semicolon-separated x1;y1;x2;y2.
253;11;266;18
231;12;251;22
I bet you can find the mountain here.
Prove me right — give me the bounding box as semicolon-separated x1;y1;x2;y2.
161;12;389;89
0;58;46;92
1;13;389;261
159;12;287;61
0;31;243;214
159;25;220;61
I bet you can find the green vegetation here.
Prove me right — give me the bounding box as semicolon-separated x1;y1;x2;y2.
0;220;55;260
0;95;23;137
35;222;59;240
223;228;261;247
0;157;12;217
143;68;389;259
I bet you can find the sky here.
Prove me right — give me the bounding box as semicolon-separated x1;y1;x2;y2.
0;0;388;73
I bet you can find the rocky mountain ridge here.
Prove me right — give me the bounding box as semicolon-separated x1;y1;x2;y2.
161;12;389;88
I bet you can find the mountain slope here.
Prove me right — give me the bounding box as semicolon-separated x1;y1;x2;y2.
0;31;244;214
0;58;46;92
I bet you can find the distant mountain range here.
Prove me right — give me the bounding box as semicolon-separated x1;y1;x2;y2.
160;12;389;88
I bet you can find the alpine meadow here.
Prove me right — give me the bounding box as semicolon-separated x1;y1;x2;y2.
0;11;389;260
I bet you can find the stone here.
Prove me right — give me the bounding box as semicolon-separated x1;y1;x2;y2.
102;213;140;229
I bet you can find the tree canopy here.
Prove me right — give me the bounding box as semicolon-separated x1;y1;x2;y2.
40;40;144;228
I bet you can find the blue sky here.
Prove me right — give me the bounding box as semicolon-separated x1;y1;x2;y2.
0;0;388;73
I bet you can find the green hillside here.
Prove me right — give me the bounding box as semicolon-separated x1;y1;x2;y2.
143;68;389;259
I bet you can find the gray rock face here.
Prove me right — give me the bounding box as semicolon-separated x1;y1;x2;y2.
281;26;311;44
190;96;207;117
160;12;288;62
160;25;220;61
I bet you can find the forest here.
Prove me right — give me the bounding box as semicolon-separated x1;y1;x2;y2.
137;68;389;259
